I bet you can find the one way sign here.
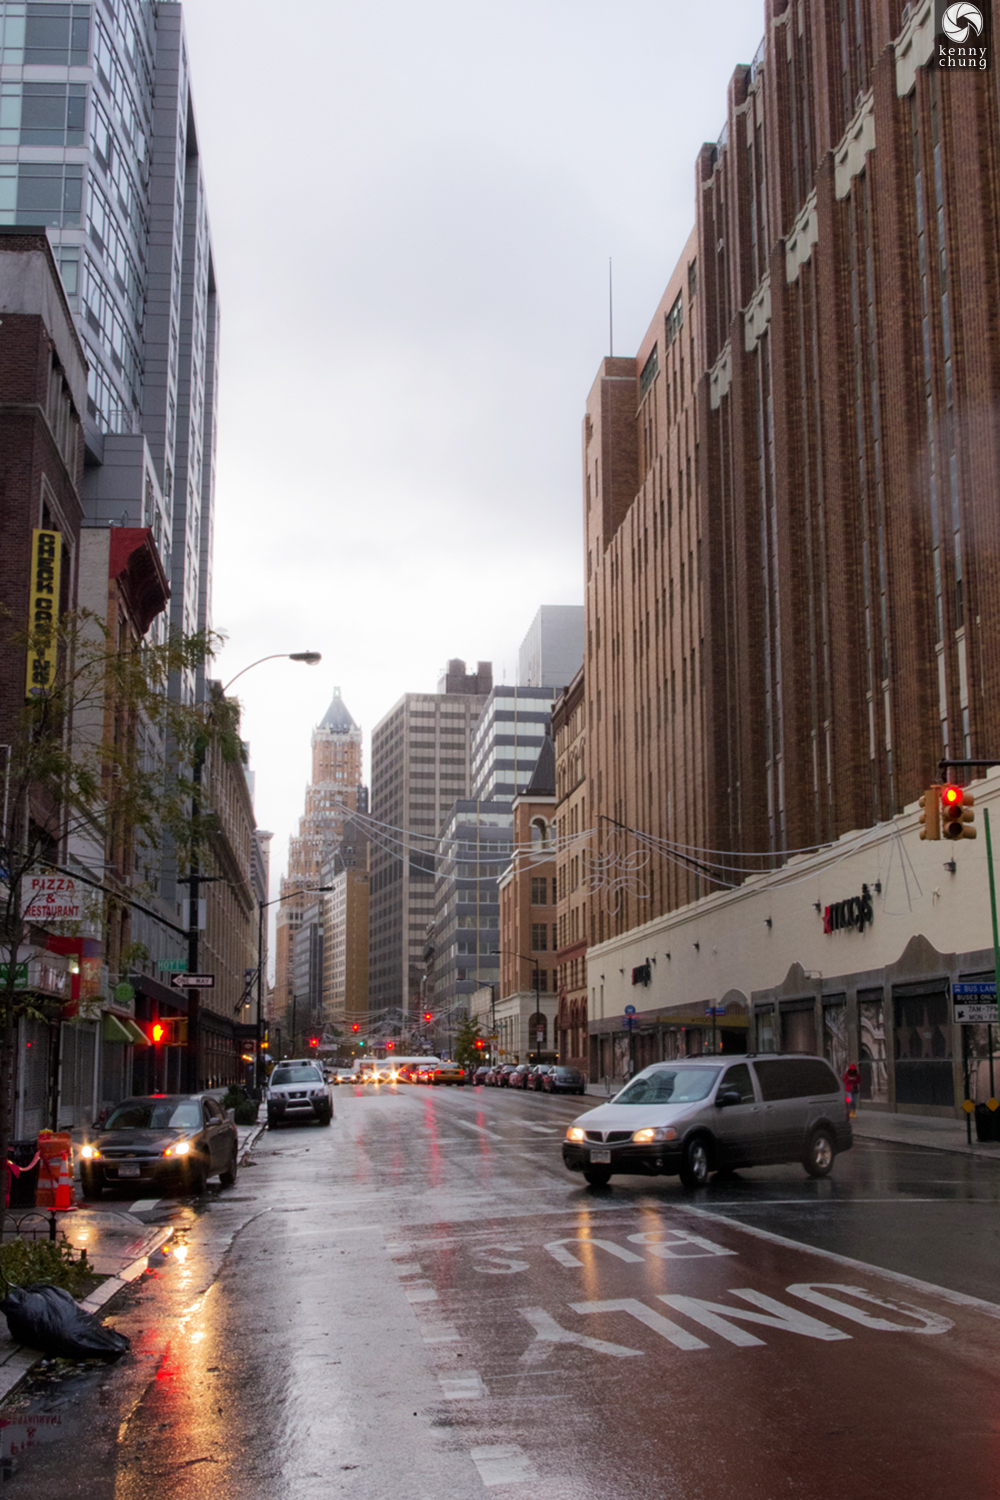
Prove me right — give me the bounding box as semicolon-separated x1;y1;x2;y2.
170;972;215;989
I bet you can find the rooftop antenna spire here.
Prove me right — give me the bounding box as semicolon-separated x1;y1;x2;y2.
609;256;614;358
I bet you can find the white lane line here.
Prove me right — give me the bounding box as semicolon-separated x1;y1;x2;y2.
128;1199;160;1212
420;1322;460;1343
684;1204;1000;1321
448;1118;504;1141
391;1263;422;1277
525;1124;558;1134
439;1373;486;1399
470;1444;537;1486
405;1286;439;1303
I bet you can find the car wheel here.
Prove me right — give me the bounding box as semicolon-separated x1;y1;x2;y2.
803;1127;835;1178
80;1167;101;1200
583;1167;612;1188
219;1149;238;1188
186;1157;207;1196
679;1135;711;1190
321;1108;332;1125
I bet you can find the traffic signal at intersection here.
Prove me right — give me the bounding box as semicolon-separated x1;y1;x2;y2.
918;784;941;840
941;784;976;840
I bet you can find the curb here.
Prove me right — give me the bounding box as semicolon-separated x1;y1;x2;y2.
0;1224;174;1406
851;1122;1000;1161
239;1121;266;1162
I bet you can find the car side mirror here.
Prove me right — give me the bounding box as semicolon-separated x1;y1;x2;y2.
715;1089;742;1108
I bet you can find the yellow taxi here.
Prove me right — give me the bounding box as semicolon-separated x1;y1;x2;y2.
429;1063;466;1087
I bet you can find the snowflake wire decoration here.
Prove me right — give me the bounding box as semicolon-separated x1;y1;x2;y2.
584;829;651;915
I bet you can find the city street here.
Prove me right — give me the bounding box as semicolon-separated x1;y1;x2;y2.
4;1083;1000;1499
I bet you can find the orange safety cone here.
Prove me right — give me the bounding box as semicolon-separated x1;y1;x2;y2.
35;1154;57;1209
54;1151;75;1212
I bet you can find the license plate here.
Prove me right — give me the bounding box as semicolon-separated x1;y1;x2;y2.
589;1149;611;1164
118;1163;141;1178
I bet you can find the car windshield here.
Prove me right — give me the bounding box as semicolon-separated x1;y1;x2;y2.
271;1065;322;1085
614;1067;721;1105
105;1099;201;1130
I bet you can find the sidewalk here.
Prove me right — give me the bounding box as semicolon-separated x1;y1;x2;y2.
852;1107;1000;1161
0;1114;267;1404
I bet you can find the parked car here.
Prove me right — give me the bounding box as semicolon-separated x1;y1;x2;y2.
266;1060;333;1127
562;1054;852;1189
498;1065;520;1087
473;1066;491;1085
543;1066;587;1096
79;1093;239;1198
528;1065;554;1091
509;1064;534;1090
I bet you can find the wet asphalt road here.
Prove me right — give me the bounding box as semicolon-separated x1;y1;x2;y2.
4;1082;1000;1499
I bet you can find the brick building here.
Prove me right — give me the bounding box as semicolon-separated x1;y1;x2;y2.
553;666;588;1073
583;0;1000;1107
496;737;559;1064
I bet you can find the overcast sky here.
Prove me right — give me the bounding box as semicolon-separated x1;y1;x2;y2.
183;0;767;900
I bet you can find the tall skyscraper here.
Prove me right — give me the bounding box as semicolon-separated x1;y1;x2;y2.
273;688;365;1029
0;1;218;688
368;660;492;1018
518;605;585;691
0;0;220;975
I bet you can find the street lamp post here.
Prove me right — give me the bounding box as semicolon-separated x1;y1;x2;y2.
182;651;321;1092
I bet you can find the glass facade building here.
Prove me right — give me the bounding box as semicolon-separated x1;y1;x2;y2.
0;0;218;689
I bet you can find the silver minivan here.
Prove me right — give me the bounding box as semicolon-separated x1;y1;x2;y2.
562;1054;852;1189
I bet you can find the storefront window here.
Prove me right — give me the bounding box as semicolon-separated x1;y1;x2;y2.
893;987;953;1107
823;1000;848;1079
755;1007;775;1052
859;993;888;1103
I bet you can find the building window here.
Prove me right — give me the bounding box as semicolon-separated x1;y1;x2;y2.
0;161;83;227
530;877;547;906
0;81;86;145
666;291;683;344
530;923;548;952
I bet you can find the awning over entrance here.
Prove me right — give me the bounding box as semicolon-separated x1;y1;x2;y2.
102;1014;134;1044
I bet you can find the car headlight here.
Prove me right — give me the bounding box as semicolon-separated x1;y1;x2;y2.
565;1127;586;1143
164;1140;192;1157
80;1145;99;1160
632;1126;677;1144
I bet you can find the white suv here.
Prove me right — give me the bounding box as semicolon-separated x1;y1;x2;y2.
266;1060;333;1128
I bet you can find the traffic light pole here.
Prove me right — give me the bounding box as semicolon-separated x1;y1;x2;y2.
984;808;1000;1093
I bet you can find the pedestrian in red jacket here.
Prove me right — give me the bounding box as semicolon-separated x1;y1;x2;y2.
843;1062;861;1118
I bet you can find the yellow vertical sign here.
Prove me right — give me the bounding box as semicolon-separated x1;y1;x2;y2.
25;529;61;698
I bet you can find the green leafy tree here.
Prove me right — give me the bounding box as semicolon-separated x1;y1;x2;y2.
454;1015;485;1071
0;609;235;1232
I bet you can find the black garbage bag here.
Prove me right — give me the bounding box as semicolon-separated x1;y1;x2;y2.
0;1283;129;1361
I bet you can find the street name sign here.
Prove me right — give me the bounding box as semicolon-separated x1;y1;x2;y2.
170;972;214;989
158;959;188;973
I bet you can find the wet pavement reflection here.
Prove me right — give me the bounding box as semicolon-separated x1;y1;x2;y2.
1;1083;999;1498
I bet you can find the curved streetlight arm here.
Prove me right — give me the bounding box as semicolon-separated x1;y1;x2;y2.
221;651;321;696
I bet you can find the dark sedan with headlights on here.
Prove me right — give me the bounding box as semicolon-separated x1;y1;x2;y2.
79;1094;239;1198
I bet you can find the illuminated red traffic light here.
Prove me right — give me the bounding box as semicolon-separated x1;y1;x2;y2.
308;1036;318;1048
423;1012;433;1023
